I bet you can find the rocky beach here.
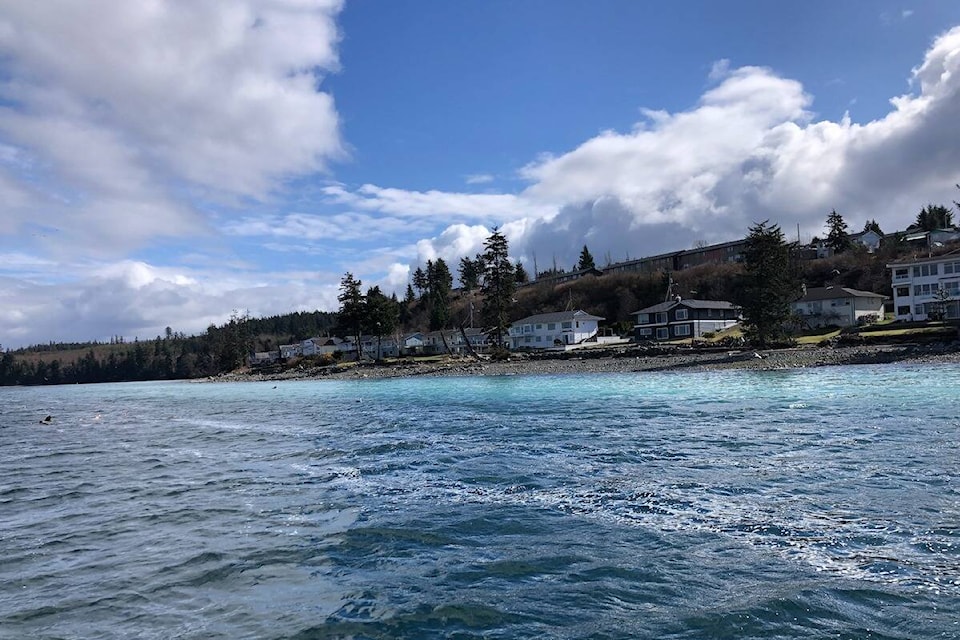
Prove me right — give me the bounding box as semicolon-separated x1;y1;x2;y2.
225;341;960;383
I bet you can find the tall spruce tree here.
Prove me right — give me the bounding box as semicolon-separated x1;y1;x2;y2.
337;272;365;360
427;258;453;330
738;221;798;348
825;210;851;253
480;228;515;348
577;245;596;271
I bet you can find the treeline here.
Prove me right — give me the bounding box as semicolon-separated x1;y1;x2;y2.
0;310;338;387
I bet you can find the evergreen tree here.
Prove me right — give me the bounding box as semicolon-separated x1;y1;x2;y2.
515;261;529;284
337;272;365;360
459;255;481;291
914;204;954;231
364;286;398;360
738;221;798;348
480;228;515;348
427;258;453;330
577;245;596;271
824;210;851;253
412;266;428;298
862;219;883;235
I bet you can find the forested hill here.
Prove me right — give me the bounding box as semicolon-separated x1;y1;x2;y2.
0;310;337;386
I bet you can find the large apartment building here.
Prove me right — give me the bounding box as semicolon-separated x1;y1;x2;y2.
888;254;960;320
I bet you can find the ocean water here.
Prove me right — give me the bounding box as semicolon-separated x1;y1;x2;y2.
1;365;958;639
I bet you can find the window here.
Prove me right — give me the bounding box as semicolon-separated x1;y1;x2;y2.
944;281;960;295
561;322;572;329
914;283;938;297
535;324;543;330
639;328;652;336
523;325;532;333
913;264;938;277
656;327;669;340
895;286;909;297
547;323;556;330
536;336;541;342
897;306;911;316
636;314;649;324
943;261;960;275
674;324;691;336
654;312;667;324
675;308;688;320
894;268;909;280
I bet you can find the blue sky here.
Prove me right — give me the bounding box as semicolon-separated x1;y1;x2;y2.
1;0;960;348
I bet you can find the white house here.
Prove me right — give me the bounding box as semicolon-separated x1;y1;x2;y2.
633;299;739;341
791;286;886;328
508;310;603;349
888;254;960;320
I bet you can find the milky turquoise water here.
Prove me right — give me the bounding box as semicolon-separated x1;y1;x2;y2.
1;365;959;639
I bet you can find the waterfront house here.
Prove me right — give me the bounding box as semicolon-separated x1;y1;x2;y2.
791;286;885;328
633;299;740;341
888;253;960;320
508;310;603;349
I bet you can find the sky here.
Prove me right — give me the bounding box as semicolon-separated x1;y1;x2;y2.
1;0;960;349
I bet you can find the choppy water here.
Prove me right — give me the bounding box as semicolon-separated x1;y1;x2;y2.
1;365;959;639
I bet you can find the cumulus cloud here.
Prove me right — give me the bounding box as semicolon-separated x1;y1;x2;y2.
0;0;344;252
415;27;960;272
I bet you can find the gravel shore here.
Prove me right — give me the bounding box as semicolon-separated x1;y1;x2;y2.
225;342;960;383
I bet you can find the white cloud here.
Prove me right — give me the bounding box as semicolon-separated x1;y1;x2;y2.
322;183;552;222
0;0;344;252
419;27;960;271
465;173;495;185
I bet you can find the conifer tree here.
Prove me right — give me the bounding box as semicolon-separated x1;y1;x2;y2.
480;228;515;348
577;245;596;271
825;210;851;253
914;204;954;231
738;221;798;348
337;272;365;360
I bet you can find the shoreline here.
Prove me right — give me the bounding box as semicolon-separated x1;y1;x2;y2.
222;342;960;383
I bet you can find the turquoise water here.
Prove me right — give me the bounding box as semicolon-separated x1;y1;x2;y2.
1;365;958;638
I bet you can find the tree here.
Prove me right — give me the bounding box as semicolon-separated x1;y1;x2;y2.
364;286;398;360
515;261;529;284
427;258;453;330
577;245;596;271
738;221;798;348
412;266;428;298
480;228;515;348
825;210;851;253
459;255;481;291
337;272;365;360
914;204;954;231
862;219;883;235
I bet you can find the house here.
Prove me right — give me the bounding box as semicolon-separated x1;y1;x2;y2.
791;286;885;328
421;328;491;355
633;299;740;341
508;310;603;349
248;351;279;367
279;344;302;359
532;266;603;286
888;254;960;320
850;229;883;253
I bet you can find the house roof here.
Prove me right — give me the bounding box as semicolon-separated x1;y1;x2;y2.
795;286;885;302
510;310;604;326
632;299;738;315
